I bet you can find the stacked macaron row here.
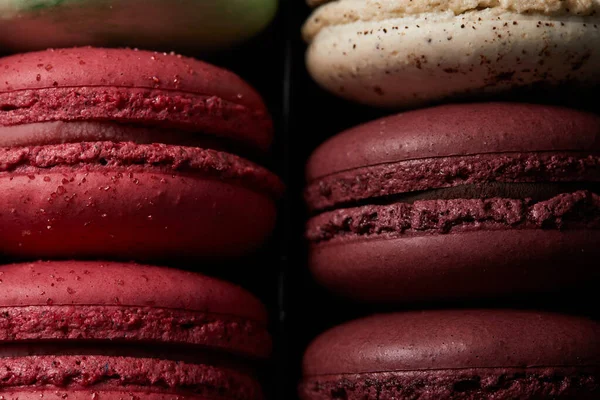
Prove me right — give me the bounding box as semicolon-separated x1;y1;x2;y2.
300;1;600;398
0;47;282;398
301;103;600;399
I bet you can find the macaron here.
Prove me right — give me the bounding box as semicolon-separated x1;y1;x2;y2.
302;0;600;108
0;0;277;52
0;47;283;261
0;260;271;399
306;103;600;303
300;310;600;399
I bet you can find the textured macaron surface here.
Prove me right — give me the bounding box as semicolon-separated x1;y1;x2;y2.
0;355;263;399
0;48;282;261
307;103;600;241
303;0;600;107
0;141;283;199
0;261;270;398
304;0;600;40
305;103;600;302
0;261;271;358
0;47;273;151
300;310;600;399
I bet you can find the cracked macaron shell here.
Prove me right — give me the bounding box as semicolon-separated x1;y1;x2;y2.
303;1;600;108
0;47;273;151
300;310;600;399
0;260;271;359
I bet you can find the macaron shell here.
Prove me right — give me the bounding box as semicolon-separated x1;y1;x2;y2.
0;48;262;105
0;169;277;260
0;0;277;52
303;310;600;376
306;13;600;108
0;261;267;320
310;229;600;303
0;48;273;151
307;103;600;180
0;261;271;358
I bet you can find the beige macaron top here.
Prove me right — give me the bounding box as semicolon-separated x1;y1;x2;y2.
304;0;600;41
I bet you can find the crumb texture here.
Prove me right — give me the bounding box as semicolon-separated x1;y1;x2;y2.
0;305;270;359
0;87;271;151
306;153;600;211
0;355;262;400
308;191;600;242
0;141;283;198
300;367;600;399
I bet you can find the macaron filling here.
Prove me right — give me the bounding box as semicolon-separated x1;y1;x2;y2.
308;190;600;242
307;153;600;243
0;121;249;151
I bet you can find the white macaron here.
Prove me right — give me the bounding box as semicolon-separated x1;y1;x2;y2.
303;0;600;108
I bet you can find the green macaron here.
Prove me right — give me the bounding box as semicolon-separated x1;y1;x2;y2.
0;0;277;51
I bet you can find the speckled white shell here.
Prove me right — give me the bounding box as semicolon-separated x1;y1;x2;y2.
306;11;600;108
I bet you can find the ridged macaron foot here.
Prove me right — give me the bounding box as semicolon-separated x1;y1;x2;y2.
306;103;600;303
0;0;277;52
0;260;271;399
303;0;600;108
0;47;283;261
299;310;600;400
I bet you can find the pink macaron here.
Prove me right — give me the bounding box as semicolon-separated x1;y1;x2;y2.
0;47;283;261
306;102;600;303
300;310;600;399
0;260;271;399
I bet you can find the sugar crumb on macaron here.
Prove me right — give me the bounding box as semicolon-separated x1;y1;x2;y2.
0;47;283;262
0;260;271;399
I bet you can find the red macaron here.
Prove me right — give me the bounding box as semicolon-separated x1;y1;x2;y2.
300;310;600;399
306;102;600;303
0;260;271;399
0;47;283;261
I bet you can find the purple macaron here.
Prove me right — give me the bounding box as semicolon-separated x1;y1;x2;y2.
306;102;600;303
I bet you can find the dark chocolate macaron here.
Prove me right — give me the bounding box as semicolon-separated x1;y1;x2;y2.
306;103;600;303
0;260;271;399
300;310;600;399
0;47;283;261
